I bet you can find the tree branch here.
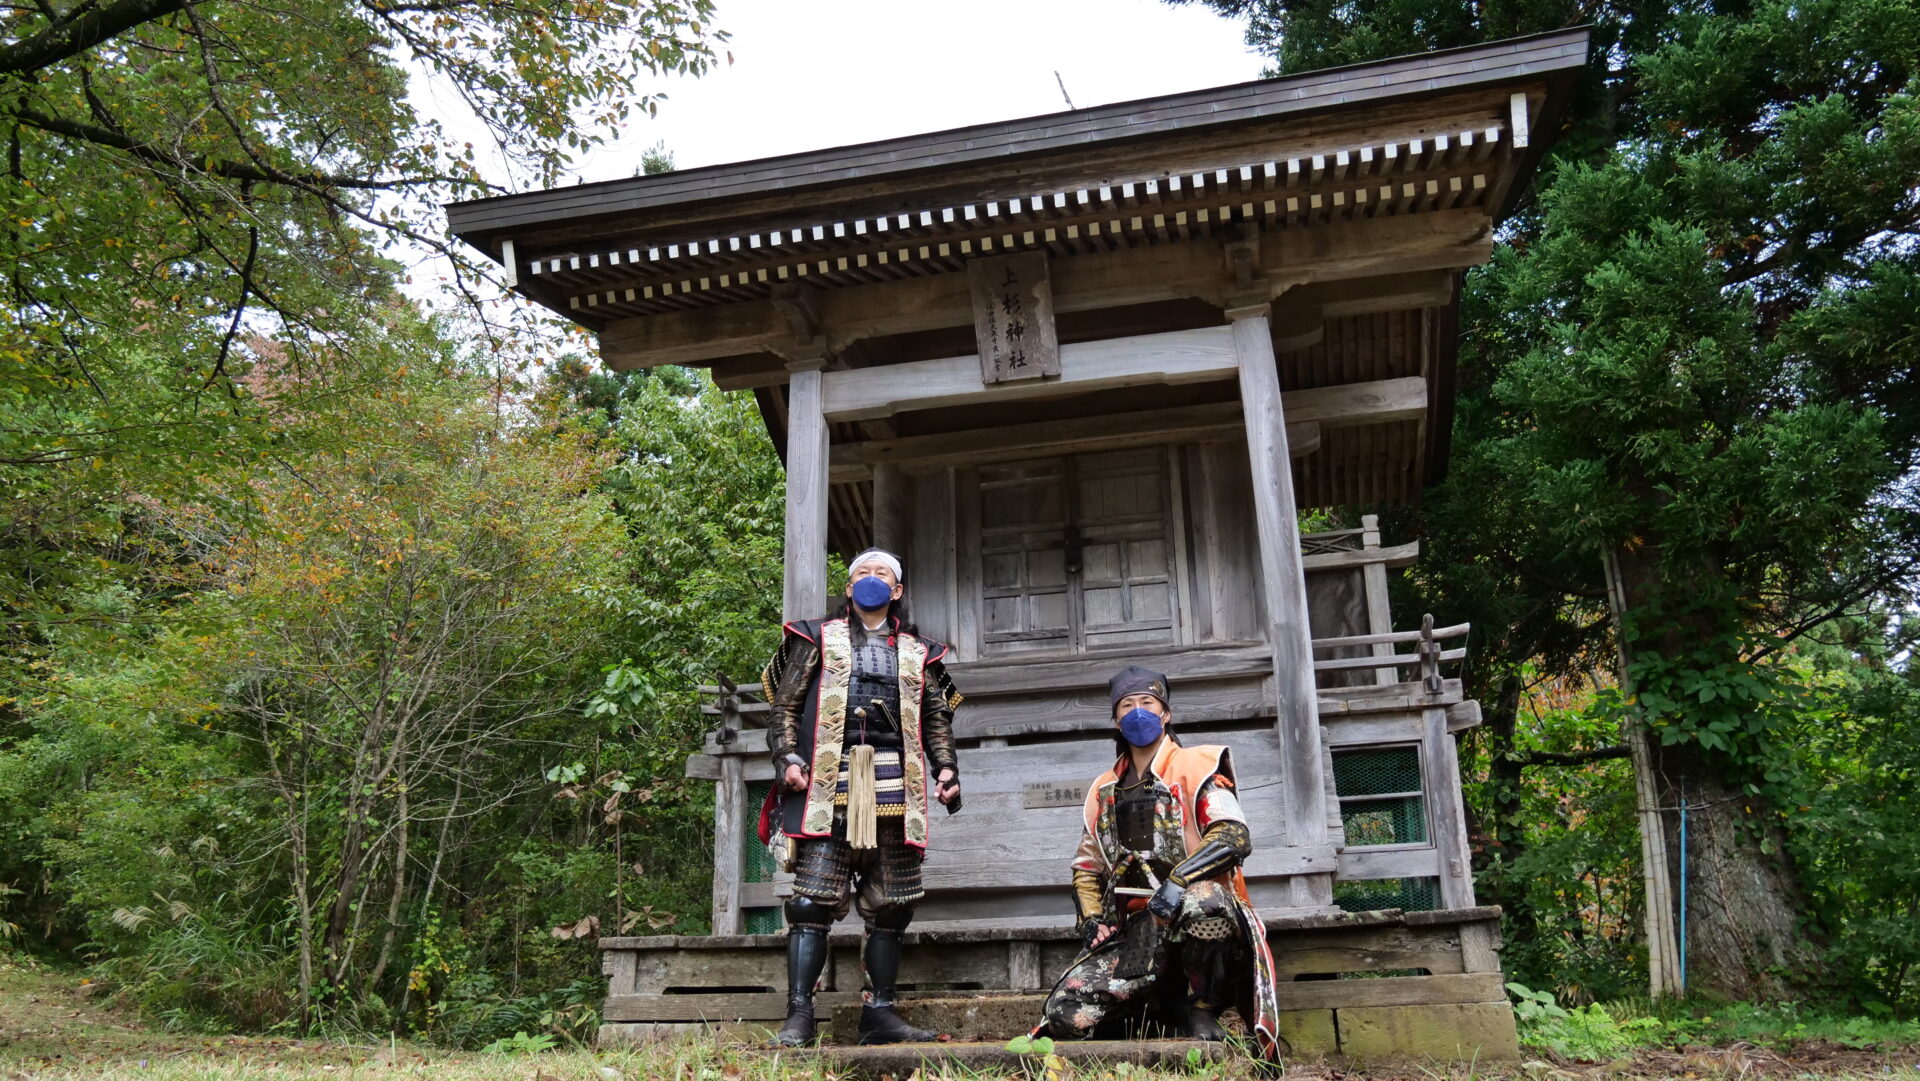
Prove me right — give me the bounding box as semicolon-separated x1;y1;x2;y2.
10;106;484;192
0;0;188;76
1515;745;1630;768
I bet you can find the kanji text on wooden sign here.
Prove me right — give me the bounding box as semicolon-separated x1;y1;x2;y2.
1023;780;1085;810
968;251;1060;384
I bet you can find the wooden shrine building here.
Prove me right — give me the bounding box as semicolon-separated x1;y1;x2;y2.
448;29;1589;1060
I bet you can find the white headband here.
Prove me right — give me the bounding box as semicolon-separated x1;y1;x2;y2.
849;548;904;582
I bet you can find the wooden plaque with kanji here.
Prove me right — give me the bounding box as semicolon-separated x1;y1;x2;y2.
967;251;1060;384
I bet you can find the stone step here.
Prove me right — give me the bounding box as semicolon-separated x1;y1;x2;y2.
828;992;1047;1044
780;1038;1232;1080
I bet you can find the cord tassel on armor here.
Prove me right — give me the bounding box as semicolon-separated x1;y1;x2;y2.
846;744;879;849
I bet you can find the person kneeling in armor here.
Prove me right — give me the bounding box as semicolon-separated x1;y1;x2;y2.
1039;666;1283;1060
758;548;962;1046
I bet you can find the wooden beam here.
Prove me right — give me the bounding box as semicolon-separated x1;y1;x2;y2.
783;365;830;620
1338;845;1443;881
829;402;1324;480
820;373;1413;482
1283;376;1427;428
600;301;788;369
821;325;1236;422
597;212;1491;372
1231;297;1335;912
1299;539;1421;571
709;353;792;391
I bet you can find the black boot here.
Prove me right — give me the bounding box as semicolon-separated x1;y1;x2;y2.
1184;998;1228;1041
769;925;828;1047
856;926;935;1045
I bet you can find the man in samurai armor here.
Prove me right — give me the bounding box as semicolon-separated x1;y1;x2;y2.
1038;665;1283;1059
758;548;963;1046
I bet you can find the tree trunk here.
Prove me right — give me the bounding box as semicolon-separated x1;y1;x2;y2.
1609;544;1821;999
323;809;369;978
368;781;408;996
1644;737;1819;998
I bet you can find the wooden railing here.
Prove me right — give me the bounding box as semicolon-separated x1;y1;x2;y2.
1310;614;1468;694
697;615;1469;739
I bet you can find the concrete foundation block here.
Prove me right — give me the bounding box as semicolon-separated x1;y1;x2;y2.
1336;1001;1520;1062
1278;1008;1338;1056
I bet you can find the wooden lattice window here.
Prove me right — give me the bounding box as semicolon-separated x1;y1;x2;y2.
974;448;1180;657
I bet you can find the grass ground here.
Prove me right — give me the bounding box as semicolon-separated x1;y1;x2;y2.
3;961;1917;1080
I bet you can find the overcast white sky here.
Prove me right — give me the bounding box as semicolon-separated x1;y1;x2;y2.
411;1;1265;339
566;0;1264;182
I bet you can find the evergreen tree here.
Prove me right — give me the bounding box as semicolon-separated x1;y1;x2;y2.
1177;0;1920;997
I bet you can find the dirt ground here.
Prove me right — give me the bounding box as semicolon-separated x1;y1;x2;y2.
3;960;1917;1079
0;960;420;1073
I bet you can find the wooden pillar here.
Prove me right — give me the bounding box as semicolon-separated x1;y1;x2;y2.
1229;300;1335;911
710;755;745;934
783;362;830;621
871;462;907;553
1422;705;1477;909
1360;514;1398;685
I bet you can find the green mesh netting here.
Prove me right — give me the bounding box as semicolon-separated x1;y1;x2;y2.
1333;877;1439;912
743;780;777;881
742;779;783;934
1341;797;1428;846
1332;746;1421;795
1332;746;1426;847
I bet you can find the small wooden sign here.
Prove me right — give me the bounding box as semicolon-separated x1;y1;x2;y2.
968;251;1060;384
1023;780;1085;810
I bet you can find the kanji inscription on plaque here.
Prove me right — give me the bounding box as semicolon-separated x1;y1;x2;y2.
968;251;1060;384
1023;781;1085;810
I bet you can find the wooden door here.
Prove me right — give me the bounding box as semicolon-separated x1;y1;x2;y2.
974;448;1180;657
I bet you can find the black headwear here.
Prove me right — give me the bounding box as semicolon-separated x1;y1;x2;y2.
1108;665;1170;715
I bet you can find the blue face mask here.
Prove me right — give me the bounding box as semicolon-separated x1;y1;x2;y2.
850;575;894;611
1119;706;1165;747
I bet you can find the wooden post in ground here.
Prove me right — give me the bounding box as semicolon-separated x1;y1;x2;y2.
1604;548;1681;997
1229;293;1335;911
710;755;744;934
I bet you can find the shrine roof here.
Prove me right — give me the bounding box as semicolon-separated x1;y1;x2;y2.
447;28;1588;270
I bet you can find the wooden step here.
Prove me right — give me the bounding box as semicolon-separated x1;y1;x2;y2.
777;1038;1232;1080
827;992;1048;1044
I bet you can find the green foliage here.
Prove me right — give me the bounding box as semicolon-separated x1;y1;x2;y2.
0;0;752;1041
1511;984;1920;1058
1186;0;1920;998
1003;1033;1055;1054
478;1030;558;1054
1786;642;1920;1014
1511;982;1674;1061
0;1;729;695
1467;677;1644;1003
